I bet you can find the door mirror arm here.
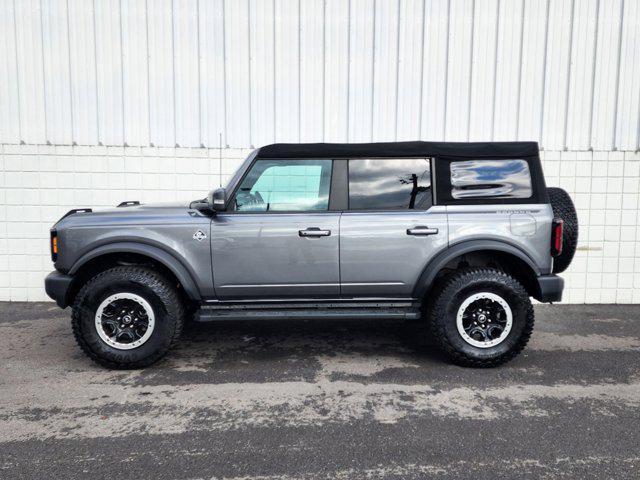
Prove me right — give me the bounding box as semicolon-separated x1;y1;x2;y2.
191;199;216;216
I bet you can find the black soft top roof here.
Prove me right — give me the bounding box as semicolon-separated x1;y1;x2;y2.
256;141;539;159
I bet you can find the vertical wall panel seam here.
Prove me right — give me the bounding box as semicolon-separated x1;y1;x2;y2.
297;0;301;143
196;0;203;147
321;0;326;142
171;0;178;147
346;0;352;141
394;0;401;141
466;0;476;141
637;93;640;151
562;0;576;150
92;0;100;144
611;0;624;150
442;0;451;139
221;0;228;146
635;6;640;151
272;0;276;144
12;0;22;142
65;0;75;144
144;0;152;146
587;0;600;150
637;79;640;151
515;0;526;139
39;0;49;143
246;0;252;147
417;0;426;139
119;0;126;145
491;0;501;141
369;0;376;141
539;0;551;150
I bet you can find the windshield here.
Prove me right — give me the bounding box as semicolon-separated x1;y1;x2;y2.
224;149;259;191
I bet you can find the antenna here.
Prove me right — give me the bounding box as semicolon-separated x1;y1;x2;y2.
219;132;223;187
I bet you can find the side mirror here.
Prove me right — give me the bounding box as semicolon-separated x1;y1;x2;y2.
192;188;227;216
208;187;227;212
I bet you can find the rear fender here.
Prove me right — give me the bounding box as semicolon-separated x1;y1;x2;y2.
412;240;541;298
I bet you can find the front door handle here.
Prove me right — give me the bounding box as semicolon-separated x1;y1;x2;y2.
407;226;439;236
299;227;331;237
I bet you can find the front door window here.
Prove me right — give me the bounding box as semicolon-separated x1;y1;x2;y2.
232;159;333;212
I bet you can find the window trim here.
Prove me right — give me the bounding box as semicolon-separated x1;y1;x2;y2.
434;155;545;205
225;157;336;215
449;158;533;201
224;156;440;215
345;157;434;212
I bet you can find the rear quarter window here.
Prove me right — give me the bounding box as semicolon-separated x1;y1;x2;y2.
449;159;532;200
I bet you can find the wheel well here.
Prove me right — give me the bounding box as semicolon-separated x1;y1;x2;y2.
429;250;539;298
67;252;189;307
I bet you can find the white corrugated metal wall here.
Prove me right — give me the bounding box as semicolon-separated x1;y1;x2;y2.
1;0;639;149
1;0;639;302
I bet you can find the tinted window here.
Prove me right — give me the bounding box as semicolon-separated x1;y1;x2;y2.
233;159;332;212
348;159;431;210
450;159;532;199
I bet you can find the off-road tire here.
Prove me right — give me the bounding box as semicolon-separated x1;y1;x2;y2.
71;266;185;369
427;268;534;368
548;187;578;273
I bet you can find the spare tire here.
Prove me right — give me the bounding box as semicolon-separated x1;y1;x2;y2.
547;187;578;273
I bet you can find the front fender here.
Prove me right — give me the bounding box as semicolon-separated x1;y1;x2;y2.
69;241;202;301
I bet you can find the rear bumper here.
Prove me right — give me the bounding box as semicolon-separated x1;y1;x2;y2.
44;271;73;308
534;274;564;303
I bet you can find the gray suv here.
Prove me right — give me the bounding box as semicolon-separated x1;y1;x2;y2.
45;142;577;368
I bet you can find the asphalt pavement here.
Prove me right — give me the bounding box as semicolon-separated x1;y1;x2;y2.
1;302;639;479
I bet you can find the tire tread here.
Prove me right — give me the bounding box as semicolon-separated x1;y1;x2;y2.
71;266;185;369
427;267;534;368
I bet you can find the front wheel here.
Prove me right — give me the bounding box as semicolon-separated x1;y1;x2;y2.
427;268;534;367
71;266;185;369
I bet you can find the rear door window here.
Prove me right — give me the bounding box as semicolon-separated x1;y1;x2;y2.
449;159;532;199
348;158;431;210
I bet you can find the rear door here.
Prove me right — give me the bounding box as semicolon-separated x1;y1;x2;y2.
211;158;340;298
339;158;448;297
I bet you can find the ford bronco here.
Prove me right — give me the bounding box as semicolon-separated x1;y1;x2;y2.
45;142;577;368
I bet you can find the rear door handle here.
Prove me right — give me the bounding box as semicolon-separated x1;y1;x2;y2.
407;226;439;236
299;227;331;237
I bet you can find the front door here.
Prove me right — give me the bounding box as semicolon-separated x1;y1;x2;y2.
211;158;340;298
339;158;448;297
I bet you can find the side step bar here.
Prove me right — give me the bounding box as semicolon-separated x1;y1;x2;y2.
195;308;421;322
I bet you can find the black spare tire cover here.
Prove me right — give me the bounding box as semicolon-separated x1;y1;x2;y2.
547;187;578;274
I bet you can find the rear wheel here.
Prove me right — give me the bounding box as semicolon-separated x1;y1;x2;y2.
427;268;534;367
71;266;185;369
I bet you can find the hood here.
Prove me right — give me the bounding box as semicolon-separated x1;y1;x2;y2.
53;200;202;229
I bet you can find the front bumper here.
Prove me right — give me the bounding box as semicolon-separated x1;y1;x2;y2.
44;271;73;308
534;274;564;303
